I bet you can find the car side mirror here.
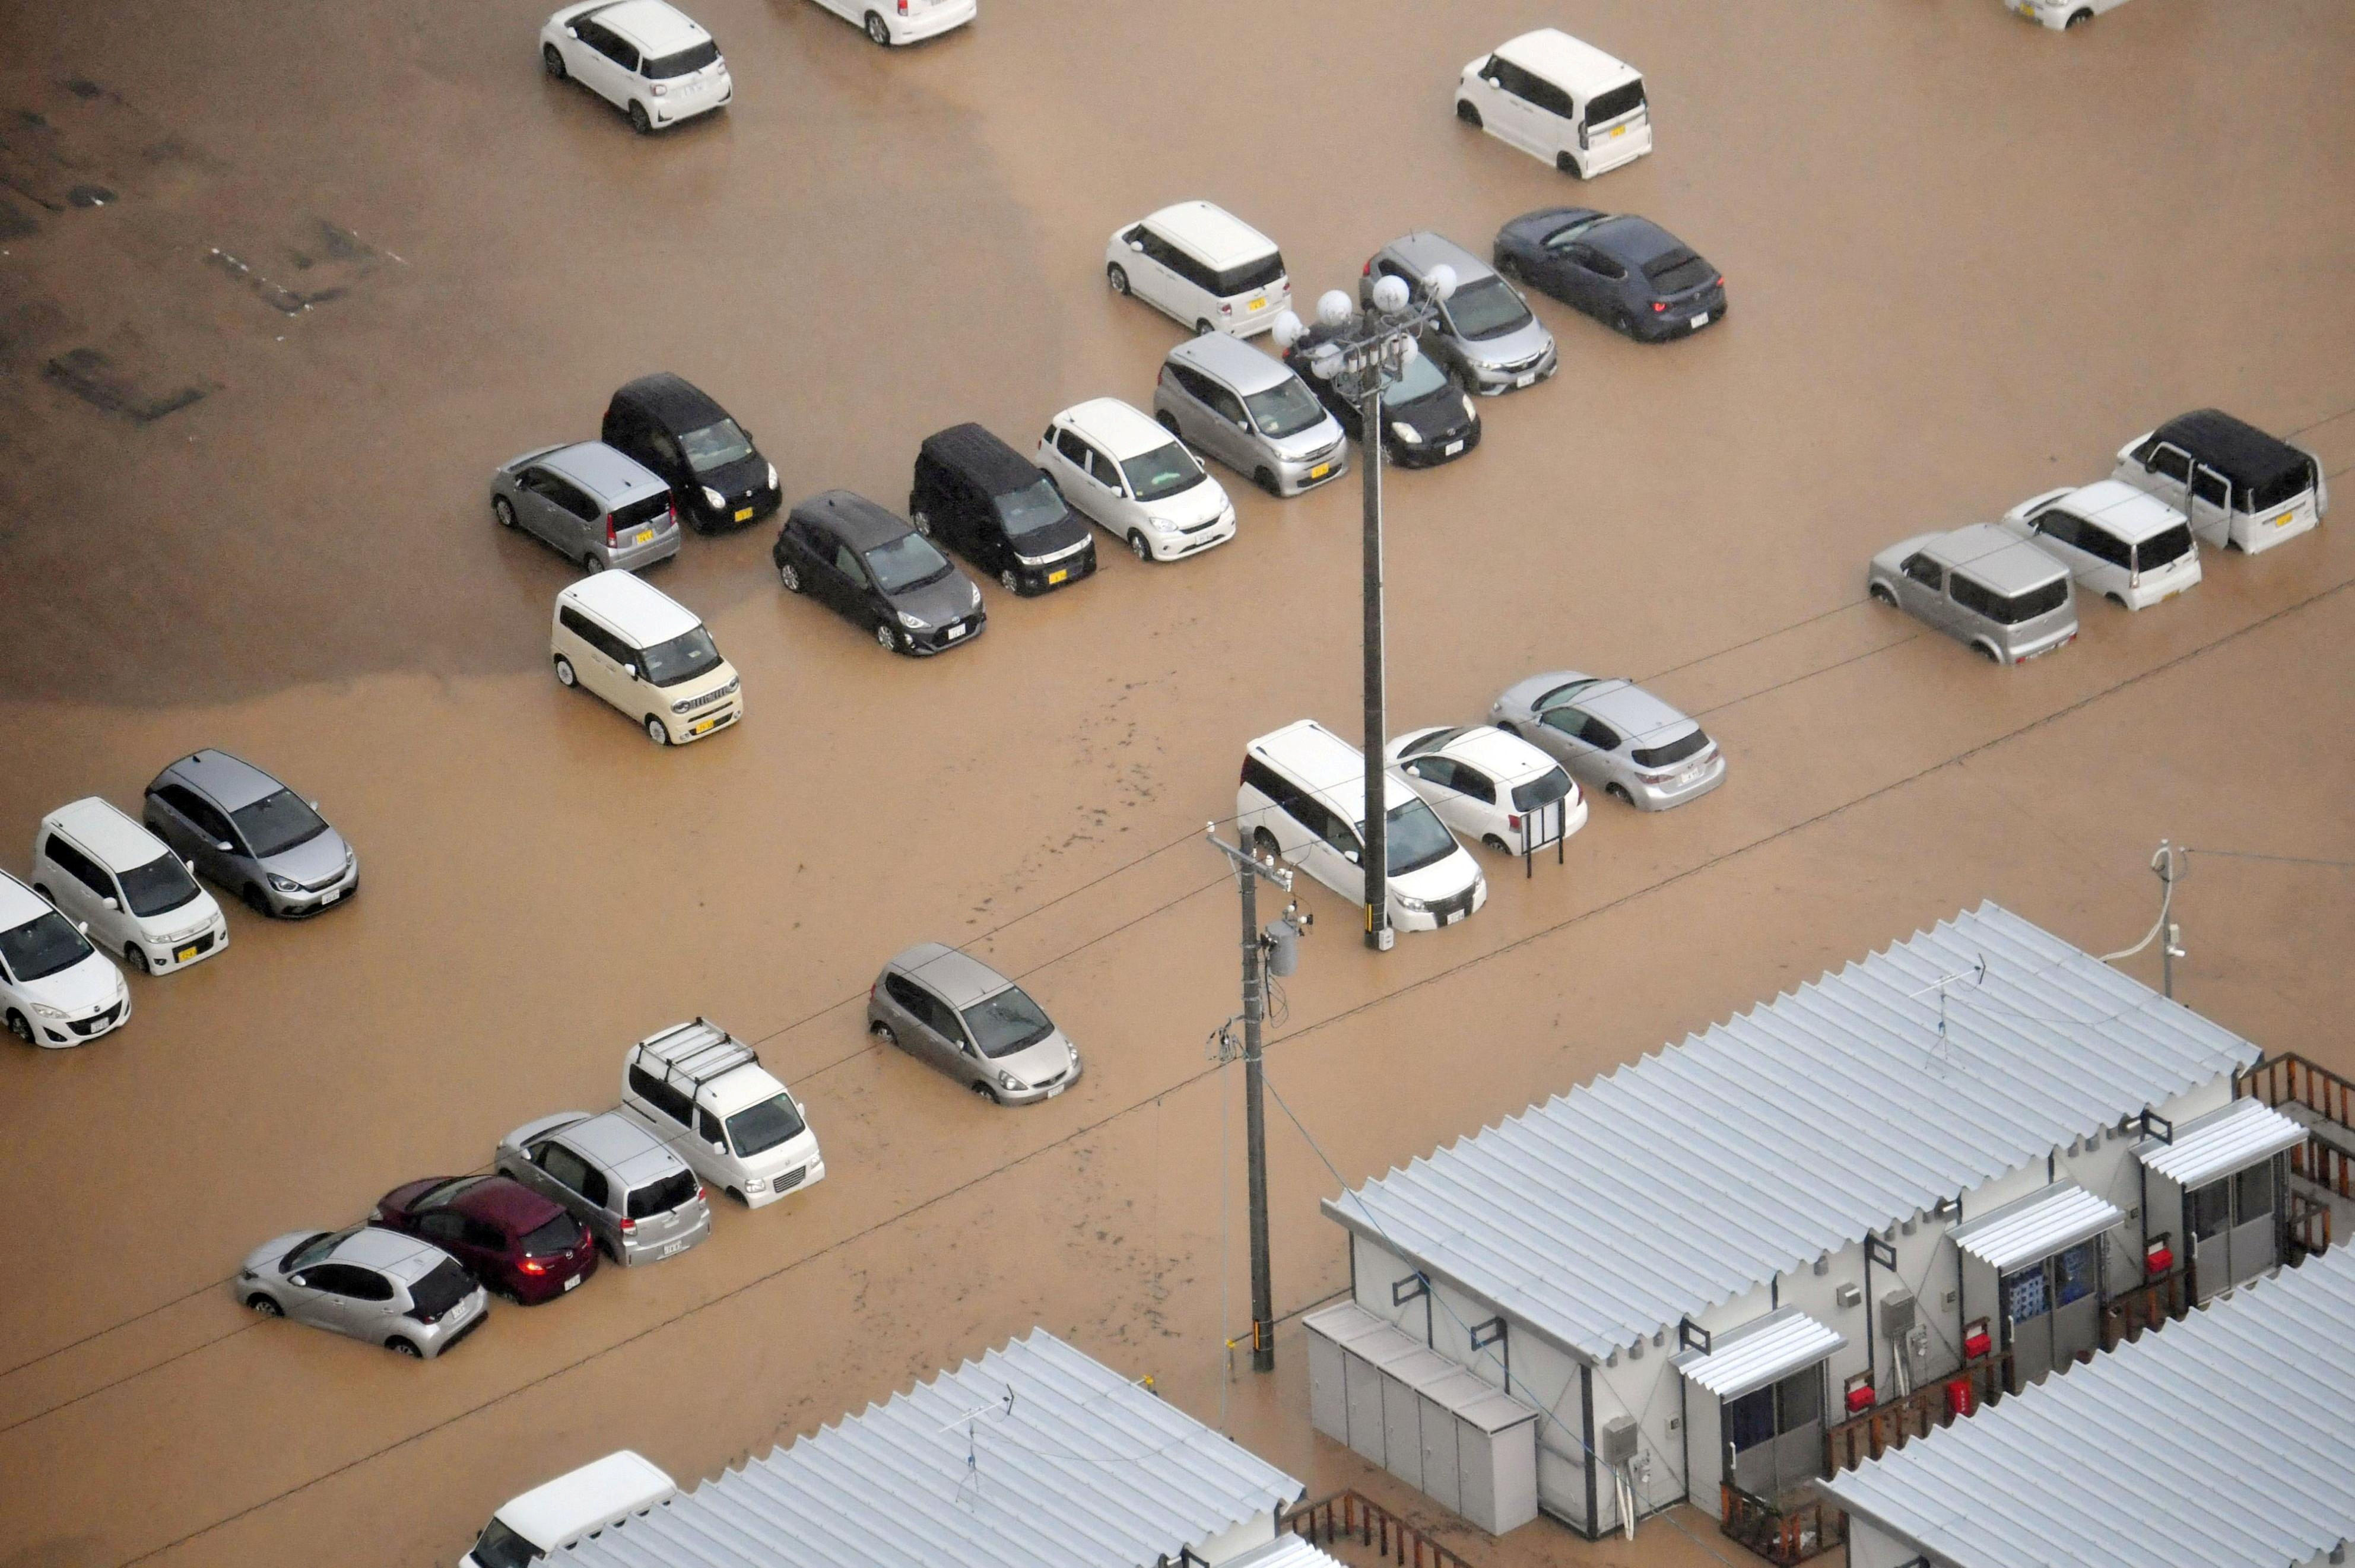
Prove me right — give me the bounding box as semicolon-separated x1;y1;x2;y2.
709;1140;726;1153
307;799;320;811
288;1272;307;1288
624;663;640;680
182;859;195;872
566;26;578;36
1344;849;1361;864
76;920;90;934
102;897;119;912
214;839;233;853
1128;239;1144;253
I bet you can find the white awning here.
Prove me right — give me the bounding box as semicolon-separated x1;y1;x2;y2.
1951;1182;2122;1274
1671;1308;1846;1401
2136;1099;2308;1188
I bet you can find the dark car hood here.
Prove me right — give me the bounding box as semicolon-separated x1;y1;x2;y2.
1388;385;1475;443
1002;510;1090;560
893;570;983;626
697;453;772;501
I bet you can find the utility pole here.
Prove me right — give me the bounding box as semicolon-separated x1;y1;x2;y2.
1205;823;1296;1372
1358;379;1389;952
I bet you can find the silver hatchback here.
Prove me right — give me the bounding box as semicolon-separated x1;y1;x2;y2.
491;441;681;574
496;1110;712;1267
1153;334;1347;497
142;750;358;918
236;1224;488;1358
1490;671;1726;810
1870;523;2078;665
867;944;1081;1106
1364;232;1559;395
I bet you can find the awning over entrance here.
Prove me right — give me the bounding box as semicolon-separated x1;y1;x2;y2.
2135;1099;2307;1188
1952;1182;2122;1274
1671;1308;1846;1401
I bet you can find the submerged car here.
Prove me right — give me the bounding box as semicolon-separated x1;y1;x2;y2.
601;373;780;533
1493;207;1724;339
372;1175;598;1304
774;489;986;654
496;1110;713;1267
236;1224;488;1358
1153;332;1347;497
0;869;129;1048
2111;408;2328;555
1036;398;1236;562
910;423;1096;596
1869;523;2078;665
491;440;681;573
1285;325;1479;466
142;750;358;918
2000;480;2200;611
1385;725;1585;855
540;0;732;135
30;797;228;976
1490;672;1725;810
1363;232;1557;395
868;943;1081;1104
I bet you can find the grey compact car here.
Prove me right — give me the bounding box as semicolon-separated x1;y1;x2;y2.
491;440;681;574
1870;523;2079;665
1364;232;1558;395
867;944;1081;1106
496;1110;712;1267
143;750;357;918
235;1224;487;1358
1153;334;1347;497
1490;671;1726;810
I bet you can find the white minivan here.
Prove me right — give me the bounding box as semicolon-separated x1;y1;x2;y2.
31;798;227;976
460;1450;676;1568
1037;398;1237;562
1455;29;1650;179
0;869;130;1048
1236;720;1487;934
618;1018;826;1208
551;572;743;745
1105;201;1290;338
2001;480;2201;611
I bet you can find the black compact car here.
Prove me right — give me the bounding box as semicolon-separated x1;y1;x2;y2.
773;490;986;656
910;424;1096;596
1284;326;1480;468
1492;208;1725;342
601;373;782;532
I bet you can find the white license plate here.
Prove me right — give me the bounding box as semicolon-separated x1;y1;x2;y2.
1513;373;1535;388
1048;1083;1065;1098
1445;909;1464;925
946;623;966;641
320;888;339;906
660;1240;685;1258
1444;440;1464;455
1690;312;1710;329
563;1272;582;1291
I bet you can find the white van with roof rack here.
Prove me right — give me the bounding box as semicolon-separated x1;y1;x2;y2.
1455;29;1650;179
461;1450;675;1568
618;1018;824;1208
1106;201;1291;338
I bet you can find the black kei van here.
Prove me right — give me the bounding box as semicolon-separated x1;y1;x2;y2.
909;424;1097;595
601;373;782;534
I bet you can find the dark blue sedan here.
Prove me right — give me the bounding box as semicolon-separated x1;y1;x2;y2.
1492;208;1725;342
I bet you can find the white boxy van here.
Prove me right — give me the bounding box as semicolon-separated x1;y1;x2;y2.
618;1018;825;1209
1105;201;1291;338
1455;30;1650;179
461;1450;676;1567
551;572;742;745
2111;408;2328;556
1236;719;1487;934
31;798;228;976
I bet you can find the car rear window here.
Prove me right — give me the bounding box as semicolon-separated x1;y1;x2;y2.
612;493;671;529
1585;80;1646;128
627;1170;699;1220
1971;574;2069;625
1214;252;1286;298
644;40;719;79
1510;769;1573;812
2248;461;2314;513
2135;523;2194;572
407;1261;473;1322
520;1212;582;1257
1630;729;1711;770
1642;250;1715;294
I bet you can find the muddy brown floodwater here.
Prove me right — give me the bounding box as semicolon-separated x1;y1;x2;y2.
2;1;2351;1565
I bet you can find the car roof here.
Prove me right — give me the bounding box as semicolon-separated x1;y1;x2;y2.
542;441;668;503
563;1111;679;1183
631;1019;782;1106
163;749;283;812
440;1175;565;1231
332;1226;448;1283
1168;333;1293;396
791;488;912;548
1057;398;1176;461
1378;231;1496;287
1248;719;1415;817
1440;726;1557;783
1140;201;1279;269
558;570;702;643
0;869;52;926
889;942;1016;1009
610;372;727;433
585;0;709;53
1494;28;1641;97
2148;408;2309;496
1926;524;2070;592
1582;681;1693;739
919;423;1042;497
43;798;172;872
2058;480;2191;543
1586;214;1681;264
497;1452;677;1550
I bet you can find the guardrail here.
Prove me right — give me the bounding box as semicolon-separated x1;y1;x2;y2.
2100;1271;2188;1350
1721;1484;1844;1564
1823;1350;2013;1472
1283;1490;1480;1568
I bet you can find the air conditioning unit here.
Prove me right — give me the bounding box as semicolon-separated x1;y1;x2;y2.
1599;1414;1638;1468
1880;1289;1917;1340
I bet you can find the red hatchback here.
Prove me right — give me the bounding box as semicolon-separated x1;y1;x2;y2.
371;1175;598;1305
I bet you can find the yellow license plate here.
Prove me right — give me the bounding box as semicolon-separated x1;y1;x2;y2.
1612;125;1626;138
1047;569;1068;585
174;944;198;962
734;507;753;522
634;529;653;545
1249;297;1267;310
691;716;718;735
1309;463;1331;480
2274;513;2293;527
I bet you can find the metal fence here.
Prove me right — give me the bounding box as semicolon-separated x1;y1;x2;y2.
1283;1490;1480;1568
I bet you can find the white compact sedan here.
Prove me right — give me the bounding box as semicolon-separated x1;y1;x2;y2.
1385;725;1586;856
31;798;228;976
800;0;975;47
541;1;732;135
2008;0;2131;28
2000;480;2201;612
0;869;130;1048
1036;399;1236;562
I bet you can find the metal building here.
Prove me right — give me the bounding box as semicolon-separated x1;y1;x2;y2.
553;1328;1321;1568
1312;903;2315;1547
1824;1242;2355;1568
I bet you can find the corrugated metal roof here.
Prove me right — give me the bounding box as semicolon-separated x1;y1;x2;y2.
1225;1537;1353;1568
1950;1183;2122;1274
1325;903;2258;1363
2136;1099;2307;1189
1821;1246;2355;1568
554;1330;1302;1568
1671;1308;1846;1400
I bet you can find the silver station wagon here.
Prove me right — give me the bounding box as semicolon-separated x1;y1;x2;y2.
867;944;1081;1106
495;1110;712;1267
1490;672;1725;810
1870;523;2078;665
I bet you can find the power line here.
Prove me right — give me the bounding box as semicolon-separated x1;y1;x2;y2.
2185;847;2355;871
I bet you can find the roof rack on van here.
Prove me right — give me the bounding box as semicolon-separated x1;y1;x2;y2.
635;1017;758;1092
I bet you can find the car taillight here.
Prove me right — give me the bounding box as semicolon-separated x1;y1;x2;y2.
1652;300;1668;313
1220;301;1233;313
697;1188;709;1204
1361;260;1372;276
1506;813;1521;830
520;1258;548;1275
605;515;618;547
897;0;909;10
1715;275;1725;288
668;502;678;528
619;1217;635;1233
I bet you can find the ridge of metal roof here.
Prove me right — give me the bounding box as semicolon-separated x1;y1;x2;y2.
1324;903;2260;1364
554;1329;1302;1568
2135;1098;2307;1189
1821;1246;2355;1568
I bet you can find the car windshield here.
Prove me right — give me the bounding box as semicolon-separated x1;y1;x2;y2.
1382;351;1453;407
643;40;719;79
0;909;93;982
118;853;201;918
1445;276;1533;340
1244;379;1327;439
469;1519;542;1568
1121;442;1205;503
407;1260;474;1321
993;478;1068;540
961;986;1056;1059
287;1229;348;1272
519;1212;582;1257
1386;798;1458;877
1631;729;1712;770
1643;250;1716;295
1511;768;1574;812
626;1170;699;1220
680;418;754;473
640;626;723;687
863;532;954;593
725;1093;808;1157
232;789;328;859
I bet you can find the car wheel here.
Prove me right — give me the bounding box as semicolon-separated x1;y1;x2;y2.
581;551;604;574
1106;264;1129;296
387;1337;423;1358
1126;531;1151;561
1455;99;1482;128
553;655;577;688
778;560;802;593
7;1011;33;1044
1557;151;1584;178
1494;254;1519;283
972;1080;1002;1104
726;1187;748;1207
126;944;151;975
999;567;1020;593
242;884;271;916
1869;582;1897;606
493;496;517;529
246;1294;283;1316
628;101;653;135
1482;834;1509;853
871;1020;899;1048
875;623;899;652
1975;642;2003;663
31;882;50;901
1192;319;1215;337
2065;7;2093;24
1254;467;1280;496
1612;310;1635;336
2105;592;2127;608
864;10;892;44
645;715;670;745
1154;410;1181;438
911;507;932;536
1606;783;1634;806
542;43;567;79
1251;827;1280;862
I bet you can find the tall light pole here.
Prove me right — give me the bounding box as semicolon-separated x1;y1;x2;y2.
1271;270;1458;951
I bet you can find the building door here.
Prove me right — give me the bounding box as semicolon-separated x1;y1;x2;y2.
2000;1239;2103;1385
2189;1157;2283;1303
1721;1366;1826;1502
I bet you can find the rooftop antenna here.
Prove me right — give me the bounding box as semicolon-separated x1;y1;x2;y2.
1907;954;1987;1075
939;1386;1017;1510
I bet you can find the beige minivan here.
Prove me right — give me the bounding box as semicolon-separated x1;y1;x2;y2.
551;572;742;745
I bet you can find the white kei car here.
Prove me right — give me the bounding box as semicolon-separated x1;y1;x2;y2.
2009;0;2131;28
31;797;228;976
541;1;732;135
0;869;130;1048
1385;726;1586;856
1036;399;1236;562
800;0;975;47
1999;480;2201;612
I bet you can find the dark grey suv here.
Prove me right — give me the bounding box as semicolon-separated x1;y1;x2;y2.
142;750;357;918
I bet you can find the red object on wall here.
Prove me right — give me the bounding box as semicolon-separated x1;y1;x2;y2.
1946;1377;1977;1418
1845;1383;1875;1415
1962;1327;1992;1360
2145;1243;2173;1275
